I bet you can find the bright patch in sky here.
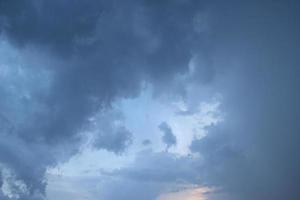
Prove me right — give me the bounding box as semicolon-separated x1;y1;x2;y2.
157;186;212;200
46;88;223;199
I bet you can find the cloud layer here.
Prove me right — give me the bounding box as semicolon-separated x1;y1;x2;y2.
0;0;300;200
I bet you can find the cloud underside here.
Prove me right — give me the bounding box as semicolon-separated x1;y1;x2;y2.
0;1;300;200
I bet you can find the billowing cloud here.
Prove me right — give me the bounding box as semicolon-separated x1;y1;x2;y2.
0;0;300;200
0;0;211;199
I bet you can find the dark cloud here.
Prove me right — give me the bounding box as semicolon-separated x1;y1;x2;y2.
0;0;299;200
188;1;300;199
0;0;103;54
0;0;209;199
159;122;177;150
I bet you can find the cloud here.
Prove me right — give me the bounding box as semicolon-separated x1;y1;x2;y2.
93;126;132;154
0;0;212;199
159;122;177;150
87;108;133;154
142;139;151;146
0;0;299;200
186;1;300;199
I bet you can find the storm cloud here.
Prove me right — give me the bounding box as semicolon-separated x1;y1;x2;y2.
0;0;300;200
0;0;209;199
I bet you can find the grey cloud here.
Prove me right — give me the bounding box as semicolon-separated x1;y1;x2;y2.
104;1;300;199
187;1;300;200
1;0;299;200
0;0;212;91
89;109;133;154
0;0;210;199
159;122;177;150
93;126;132;154
0;0;103;54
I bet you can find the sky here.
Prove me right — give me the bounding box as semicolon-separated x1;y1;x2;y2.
0;0;299;200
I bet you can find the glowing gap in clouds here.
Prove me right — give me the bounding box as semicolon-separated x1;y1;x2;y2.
157;186;212;200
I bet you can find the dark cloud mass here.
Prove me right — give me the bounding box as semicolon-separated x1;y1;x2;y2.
0;0;300;200
0;0;206;199
189;1;300;200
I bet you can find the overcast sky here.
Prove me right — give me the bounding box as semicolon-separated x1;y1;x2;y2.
0;1;300;200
